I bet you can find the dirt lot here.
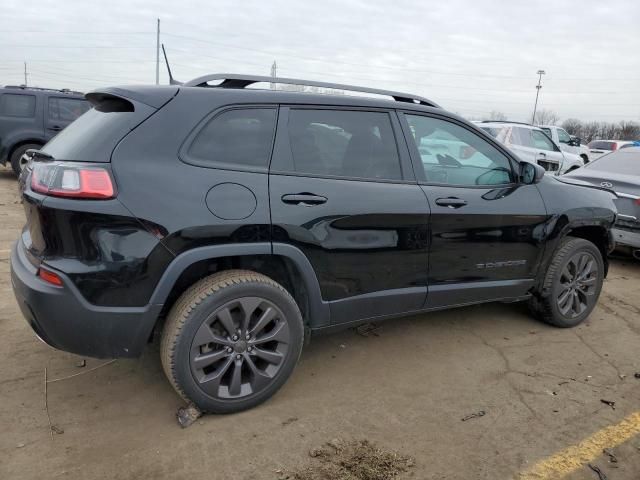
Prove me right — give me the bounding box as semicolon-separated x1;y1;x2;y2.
1;166;639;480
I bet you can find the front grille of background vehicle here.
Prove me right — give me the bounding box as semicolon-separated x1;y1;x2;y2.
538;160;559;172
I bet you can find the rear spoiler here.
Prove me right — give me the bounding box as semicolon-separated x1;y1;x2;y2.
85;86;179;109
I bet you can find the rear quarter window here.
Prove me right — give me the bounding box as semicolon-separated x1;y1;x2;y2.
0;93;36;117
183;107;277;171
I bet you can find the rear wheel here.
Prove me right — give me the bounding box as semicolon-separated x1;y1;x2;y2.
529;237;604;327
10;143;41;176
160;270;304;413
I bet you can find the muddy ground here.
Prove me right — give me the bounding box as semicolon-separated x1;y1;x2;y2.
0;167;638;479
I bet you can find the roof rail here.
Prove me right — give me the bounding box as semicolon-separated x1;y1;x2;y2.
4;85;84;95
183;74;440;107
480;120;532;126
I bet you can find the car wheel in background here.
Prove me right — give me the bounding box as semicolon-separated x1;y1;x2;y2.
10;143;41;176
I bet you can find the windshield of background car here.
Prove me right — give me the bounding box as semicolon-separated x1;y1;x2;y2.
584;149;639;175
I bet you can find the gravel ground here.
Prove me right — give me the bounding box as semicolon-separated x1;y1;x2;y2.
0;166;638;480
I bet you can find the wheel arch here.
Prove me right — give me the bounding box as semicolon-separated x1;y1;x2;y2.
564;225;611;276
150;243;329;331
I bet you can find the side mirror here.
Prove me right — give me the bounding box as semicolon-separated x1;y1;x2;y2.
520;162;545;184
568;136;581;147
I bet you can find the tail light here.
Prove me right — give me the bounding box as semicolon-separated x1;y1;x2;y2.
611;143;617;151
31;162;115;199
38;268;63;286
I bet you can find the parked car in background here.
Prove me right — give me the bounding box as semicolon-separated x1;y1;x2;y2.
566;146;640;259
479;121;584;173
539;125;590;163
11;74;616;413
0;85;90;175
588;140;635;161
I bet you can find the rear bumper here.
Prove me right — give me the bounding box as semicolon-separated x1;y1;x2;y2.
10;240;163;359
612;227;640;249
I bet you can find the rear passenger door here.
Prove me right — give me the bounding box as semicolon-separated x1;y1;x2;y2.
269;106;430;326
399;113;549;309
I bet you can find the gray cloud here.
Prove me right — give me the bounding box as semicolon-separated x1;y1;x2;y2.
1;0;639;121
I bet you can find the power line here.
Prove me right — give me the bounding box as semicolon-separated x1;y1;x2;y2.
0;30;154;34
161;31;640;82
2;44;153;49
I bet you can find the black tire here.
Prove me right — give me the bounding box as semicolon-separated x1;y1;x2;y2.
10;143;41;177
529;237;604;327
160;270;304;413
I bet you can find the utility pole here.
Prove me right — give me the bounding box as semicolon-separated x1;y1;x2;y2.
155;18;160;85
23;62;28;86
270;61;277;90
531;69;545;125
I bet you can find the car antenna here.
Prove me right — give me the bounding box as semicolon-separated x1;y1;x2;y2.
162;44;182;85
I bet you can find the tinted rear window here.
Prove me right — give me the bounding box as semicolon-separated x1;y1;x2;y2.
589;141;615;150
41;99;155;162
0;93;36;117
586;149;640;175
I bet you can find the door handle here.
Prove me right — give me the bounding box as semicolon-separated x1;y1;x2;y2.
435;197;467;208
281;193;327;206
49;125;63;131
538;152;546;157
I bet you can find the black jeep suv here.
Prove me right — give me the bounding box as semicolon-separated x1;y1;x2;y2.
11;74;617;413
0;85;90;175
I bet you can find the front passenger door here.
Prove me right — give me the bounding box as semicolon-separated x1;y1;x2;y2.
400;113;549;309
530;129;566;173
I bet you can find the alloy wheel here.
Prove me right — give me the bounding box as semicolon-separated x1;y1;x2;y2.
556;251;598;318
189;297;290;399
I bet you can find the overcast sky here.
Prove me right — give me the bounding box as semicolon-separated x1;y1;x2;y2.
1;0;639;122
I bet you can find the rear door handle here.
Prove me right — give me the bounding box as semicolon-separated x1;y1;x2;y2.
49;125;63;131
435;197;467;208
281;193;327;206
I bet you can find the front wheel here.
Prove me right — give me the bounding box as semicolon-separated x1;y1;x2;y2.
529;237;604;327
160;270;304;413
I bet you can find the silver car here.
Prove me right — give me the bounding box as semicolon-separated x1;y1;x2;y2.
479;121;584;174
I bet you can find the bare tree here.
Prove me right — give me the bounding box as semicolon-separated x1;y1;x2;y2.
581;122;600;143
561;118;582;136
618;121;640;140
487;110;507;121
602;123;619;140
534;109;560;126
